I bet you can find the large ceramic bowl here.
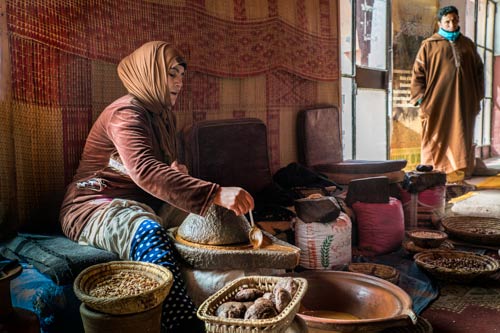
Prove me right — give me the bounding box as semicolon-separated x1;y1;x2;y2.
292;271;417;333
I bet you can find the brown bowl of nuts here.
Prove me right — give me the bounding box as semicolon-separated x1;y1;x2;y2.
407;229;448;248
74;261;173;315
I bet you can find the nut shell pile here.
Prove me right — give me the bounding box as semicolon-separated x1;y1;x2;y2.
215;277;297;320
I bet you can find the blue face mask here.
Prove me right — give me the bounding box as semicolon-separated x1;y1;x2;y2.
438;27;461;42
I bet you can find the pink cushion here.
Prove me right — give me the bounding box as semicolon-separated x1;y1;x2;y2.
352;197;405;255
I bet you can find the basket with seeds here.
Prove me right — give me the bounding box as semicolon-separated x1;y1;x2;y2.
414;250;499;283
441;216;500;246
74;261;173;315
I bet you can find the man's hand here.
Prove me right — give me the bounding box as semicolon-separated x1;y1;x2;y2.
213;187;254;216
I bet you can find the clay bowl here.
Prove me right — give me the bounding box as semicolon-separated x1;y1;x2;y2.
292;271;417;333
406;229;448;248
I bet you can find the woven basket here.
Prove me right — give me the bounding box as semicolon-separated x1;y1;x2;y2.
347;263;400;284
414;250;500;283
403;238;454;254
441;216;500;246
74;261;173;315
406;229;448;248
197;275;307;333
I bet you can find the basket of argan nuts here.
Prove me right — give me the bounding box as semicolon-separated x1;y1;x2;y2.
73;261;173;315
414;250;499;283
197;275;307;333
347;263;400;285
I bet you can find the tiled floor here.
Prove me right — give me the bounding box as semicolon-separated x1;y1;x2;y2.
484;156;500;167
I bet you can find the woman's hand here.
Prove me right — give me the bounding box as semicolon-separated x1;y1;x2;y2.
170;160;188;174
213;187;254;216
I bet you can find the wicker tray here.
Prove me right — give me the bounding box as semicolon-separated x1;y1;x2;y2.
441;216;500;246
347;263;400;284
197;275;307;333
414;250;500;283
74;261;173;315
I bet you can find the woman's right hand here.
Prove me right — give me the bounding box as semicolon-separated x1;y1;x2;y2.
213;187;254;216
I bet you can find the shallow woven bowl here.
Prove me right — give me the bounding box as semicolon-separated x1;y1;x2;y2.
406;229;448;248
74;261;173;315
441;216;500;246
197;275;307;333
347;263;400;285
414;250;500;283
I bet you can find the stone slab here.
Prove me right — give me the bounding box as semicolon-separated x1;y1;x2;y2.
169;228;300;270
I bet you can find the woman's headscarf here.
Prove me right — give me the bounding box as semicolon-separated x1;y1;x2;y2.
117;41;186;162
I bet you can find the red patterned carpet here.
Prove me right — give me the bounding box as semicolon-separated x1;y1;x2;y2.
422;280;500;333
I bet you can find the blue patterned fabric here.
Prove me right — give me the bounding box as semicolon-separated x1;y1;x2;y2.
9;263;83;333
130;219;204;333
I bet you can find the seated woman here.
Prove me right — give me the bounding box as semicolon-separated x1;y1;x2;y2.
59;41;254;333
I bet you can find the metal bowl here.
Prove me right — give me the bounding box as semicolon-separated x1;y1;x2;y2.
292;271;417;333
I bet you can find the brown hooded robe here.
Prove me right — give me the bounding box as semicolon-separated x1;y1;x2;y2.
410;33;484;174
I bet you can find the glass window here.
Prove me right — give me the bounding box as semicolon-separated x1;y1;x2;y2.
485;50;493;98
473;0;495;149
341;0;354;75
355;0;387;70
483;99;492;145
341;77;354;160
477;0;487;46
486;1;495;50
474;107;483;146
465;0;476;39
355;89;387;159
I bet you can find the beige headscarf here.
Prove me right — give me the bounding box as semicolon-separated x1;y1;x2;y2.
117;41;186;162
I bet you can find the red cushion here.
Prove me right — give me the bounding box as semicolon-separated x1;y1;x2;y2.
352;197;405;255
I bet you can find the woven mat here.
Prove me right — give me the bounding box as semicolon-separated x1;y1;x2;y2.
422;282;500;333
476;174;500;189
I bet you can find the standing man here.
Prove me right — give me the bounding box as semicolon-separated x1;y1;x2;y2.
410;5;484;182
